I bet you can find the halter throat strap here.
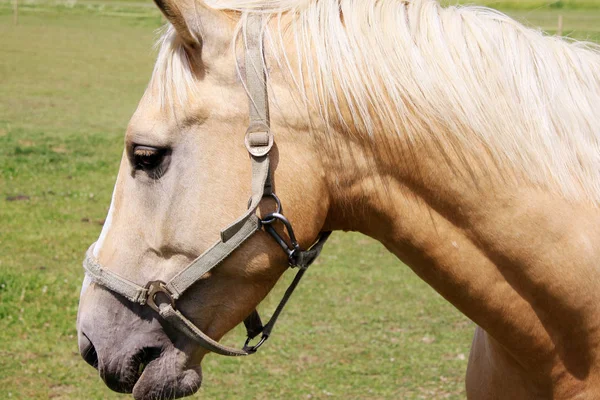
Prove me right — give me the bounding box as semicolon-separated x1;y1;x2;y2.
82;13;330;357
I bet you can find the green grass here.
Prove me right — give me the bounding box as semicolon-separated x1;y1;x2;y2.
0;3;598;400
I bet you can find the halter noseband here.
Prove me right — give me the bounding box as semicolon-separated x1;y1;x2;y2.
82;14;330;357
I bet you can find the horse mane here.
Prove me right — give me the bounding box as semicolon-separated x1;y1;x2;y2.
151;0;600;203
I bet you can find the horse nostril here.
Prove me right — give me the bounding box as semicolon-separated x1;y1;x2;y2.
79;333;98;368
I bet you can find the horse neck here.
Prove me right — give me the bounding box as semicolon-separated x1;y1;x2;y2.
260;2;600;381
317;117;600;379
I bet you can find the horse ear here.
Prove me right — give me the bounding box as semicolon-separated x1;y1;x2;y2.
153;0;201;50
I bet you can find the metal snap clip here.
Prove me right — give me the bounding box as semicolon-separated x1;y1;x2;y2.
243;334;269;354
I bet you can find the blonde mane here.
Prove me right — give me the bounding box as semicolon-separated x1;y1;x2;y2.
151;0;600;203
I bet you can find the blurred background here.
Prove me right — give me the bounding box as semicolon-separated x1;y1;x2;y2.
1;0;599;398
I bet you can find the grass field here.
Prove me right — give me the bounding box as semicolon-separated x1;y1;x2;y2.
1;2;599;400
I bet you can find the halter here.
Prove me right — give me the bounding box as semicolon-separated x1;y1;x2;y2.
82;14;330;357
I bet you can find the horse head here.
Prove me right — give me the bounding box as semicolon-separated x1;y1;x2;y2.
77;3;330;398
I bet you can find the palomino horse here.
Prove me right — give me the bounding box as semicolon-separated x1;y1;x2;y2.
77;0;600;398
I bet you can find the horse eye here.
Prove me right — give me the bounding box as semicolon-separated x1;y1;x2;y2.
132;146;166;171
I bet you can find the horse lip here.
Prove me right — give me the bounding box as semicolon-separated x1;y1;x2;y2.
131;358;158;397
132;359;203;400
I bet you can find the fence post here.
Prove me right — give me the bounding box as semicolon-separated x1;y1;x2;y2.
557;14;563;36
13;0;18;25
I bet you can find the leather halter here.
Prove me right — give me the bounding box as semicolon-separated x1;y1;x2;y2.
82;14;330;357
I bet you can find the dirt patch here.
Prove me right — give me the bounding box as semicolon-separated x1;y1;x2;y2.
6;195;30;201
51;146;68;153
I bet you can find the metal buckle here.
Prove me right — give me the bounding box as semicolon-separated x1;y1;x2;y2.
244;127;273;157
145;280;175;313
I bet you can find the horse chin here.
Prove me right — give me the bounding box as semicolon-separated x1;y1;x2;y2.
132;357;202;400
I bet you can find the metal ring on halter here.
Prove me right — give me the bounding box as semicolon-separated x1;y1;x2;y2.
248;193;283;220
145;281;176;313
242;333;269;354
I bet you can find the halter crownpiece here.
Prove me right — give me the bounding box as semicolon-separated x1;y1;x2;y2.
82;13;331;357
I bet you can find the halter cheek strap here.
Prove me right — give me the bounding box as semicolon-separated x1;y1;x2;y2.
82;14;331;357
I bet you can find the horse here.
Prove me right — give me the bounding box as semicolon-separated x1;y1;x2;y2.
76;0;600;398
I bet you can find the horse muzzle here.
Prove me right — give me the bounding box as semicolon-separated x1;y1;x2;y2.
78;286;203;400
